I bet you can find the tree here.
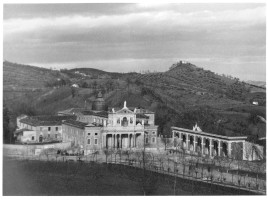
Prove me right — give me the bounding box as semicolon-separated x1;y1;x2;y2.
3;105;15;144
71;87;76;98
3;105;10;143
81;82;88;88
92;81;98;90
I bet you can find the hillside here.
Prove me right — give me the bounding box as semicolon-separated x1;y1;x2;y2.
3;61;266;140
67;68;123;79
3;61;62;90
246;80;266;88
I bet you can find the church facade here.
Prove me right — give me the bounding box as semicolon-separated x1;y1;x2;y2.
61;95;159;153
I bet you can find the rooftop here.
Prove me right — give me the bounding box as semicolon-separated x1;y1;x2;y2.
57;108;86;115
136;113;150;119
63;120;88;129
108;107;154;114
80;110;108;118
14;128;32;135
20;115;76;126
172;126;248;140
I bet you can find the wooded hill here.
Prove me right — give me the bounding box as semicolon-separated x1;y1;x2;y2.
3;61;266;143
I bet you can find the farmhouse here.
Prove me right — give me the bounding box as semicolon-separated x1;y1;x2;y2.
171;124;264;161
16;115;76;143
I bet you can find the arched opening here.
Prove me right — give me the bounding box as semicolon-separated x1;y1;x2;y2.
121;117;128;127
205;139;210;155
213;141;218;156
222;143;228;157
117;135;120;148
189;135;194;151
197;137;202;153
182;134;186;149
174;132;180;147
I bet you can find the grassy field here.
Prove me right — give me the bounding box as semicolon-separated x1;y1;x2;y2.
3;157;258;196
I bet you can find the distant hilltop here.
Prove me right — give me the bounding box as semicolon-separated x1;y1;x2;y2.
245;80;266;89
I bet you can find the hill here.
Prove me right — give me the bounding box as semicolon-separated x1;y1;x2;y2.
3;61;266;141
246;80;266;89
67;67;123;79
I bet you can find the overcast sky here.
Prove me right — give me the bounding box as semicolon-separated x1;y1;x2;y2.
3;3;266;81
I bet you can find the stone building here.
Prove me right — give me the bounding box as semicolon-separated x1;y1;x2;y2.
92;91;106;111
62;101;159;154
171;124;264;161
16;115;76;143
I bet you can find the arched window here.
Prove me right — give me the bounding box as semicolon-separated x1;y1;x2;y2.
122;117;128;127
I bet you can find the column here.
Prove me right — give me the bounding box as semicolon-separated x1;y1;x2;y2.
112;134;115;148
106;134;108;148
193;135;196;152
115;134;117;149
120;134;122;148
201;137;204;155
228;142;232;157
134;134;136;147
218;140;222;156
129;134;134;148
186;134;189;150
209;138;213;156
127;134;131;148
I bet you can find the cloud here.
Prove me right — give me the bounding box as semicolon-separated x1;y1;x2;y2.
3;4;266;81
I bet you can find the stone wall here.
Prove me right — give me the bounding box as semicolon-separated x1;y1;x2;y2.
3;142;72;157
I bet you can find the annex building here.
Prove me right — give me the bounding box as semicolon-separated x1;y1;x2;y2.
15;115;76;143
171;124;264;161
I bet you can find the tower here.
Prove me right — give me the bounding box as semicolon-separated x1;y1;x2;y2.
92;91;106;111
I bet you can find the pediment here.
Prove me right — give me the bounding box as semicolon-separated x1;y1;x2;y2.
116;108;134;114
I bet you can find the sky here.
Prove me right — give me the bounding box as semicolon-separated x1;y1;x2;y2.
3;3;266;81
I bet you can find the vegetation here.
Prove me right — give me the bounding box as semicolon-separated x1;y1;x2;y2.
3;61;266;144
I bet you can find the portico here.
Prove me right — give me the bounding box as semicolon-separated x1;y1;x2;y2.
172;126;247;158
105;133;141;149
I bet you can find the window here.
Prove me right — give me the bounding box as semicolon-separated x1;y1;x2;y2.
145;137;149;144
87;139;91;145
117;118;120;124
88;133;91;136
40;127;43;131
95;133;98;136
95;139;98;145
122;117;128;127
130;117;133;124
152;132;156;135
152;137;156;143
56;127;58;131
55;134;57;139
48;134;50;138
48;127;51;131
31;136;35;141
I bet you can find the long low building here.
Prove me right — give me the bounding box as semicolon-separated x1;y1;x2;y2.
15;115;76;143
171;124;264;161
